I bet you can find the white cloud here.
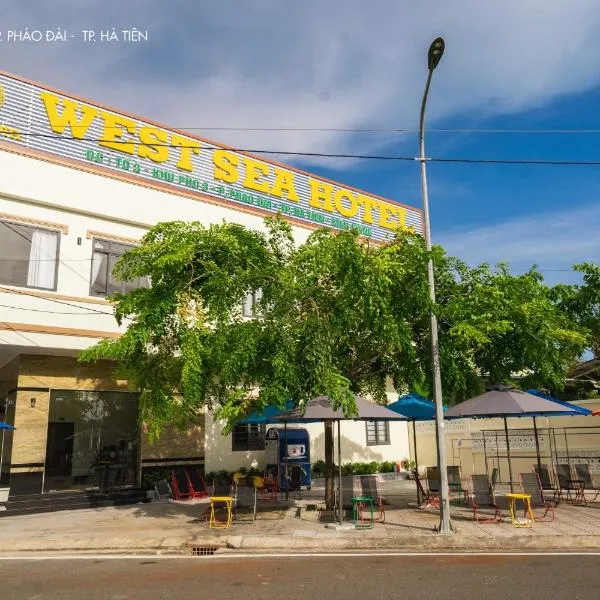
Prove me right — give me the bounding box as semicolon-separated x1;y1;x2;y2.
438;202;600;283
3;1;600;169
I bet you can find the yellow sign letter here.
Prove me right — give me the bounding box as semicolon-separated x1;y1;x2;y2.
138;126;169;163
308;178;334;212
99;112;137;155
270;168;299;202
171;134;200;172
213;150;239;183
40;91;98;139
242;157;271;194
334;189;359;218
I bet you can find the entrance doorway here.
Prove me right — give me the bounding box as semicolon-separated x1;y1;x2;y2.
45;422;74;477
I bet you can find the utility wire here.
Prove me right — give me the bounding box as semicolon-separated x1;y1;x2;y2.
0;258;581;272
56;126;600;134
0;285;116;316
10;131;600;165
0;303;114;315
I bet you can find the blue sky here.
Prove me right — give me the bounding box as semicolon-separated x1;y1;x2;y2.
3;0;600;284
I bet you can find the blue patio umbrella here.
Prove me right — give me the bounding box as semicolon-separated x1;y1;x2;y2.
388;393;442;422
237;400;296;425
388;393;444;504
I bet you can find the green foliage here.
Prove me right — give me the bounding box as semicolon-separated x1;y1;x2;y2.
316;460;398;477
553;263;600;358
436;262;588;394
79;214;592;433
311;460;326;476
204;467;260;484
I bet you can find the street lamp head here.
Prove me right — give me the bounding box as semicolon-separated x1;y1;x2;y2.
427;37;445;71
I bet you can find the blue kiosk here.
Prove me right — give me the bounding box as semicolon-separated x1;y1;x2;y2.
264;427;311;492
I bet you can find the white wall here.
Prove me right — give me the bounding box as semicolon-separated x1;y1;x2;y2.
0;149;313;347
411;399;600;481
205;414;411;474
204;409;266;473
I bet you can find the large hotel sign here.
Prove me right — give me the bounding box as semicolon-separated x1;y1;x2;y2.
0;73;423;241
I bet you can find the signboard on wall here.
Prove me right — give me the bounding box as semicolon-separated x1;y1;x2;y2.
0;72;423;243
471;432;547;453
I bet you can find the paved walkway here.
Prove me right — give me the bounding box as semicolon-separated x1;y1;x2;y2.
2;479;600;552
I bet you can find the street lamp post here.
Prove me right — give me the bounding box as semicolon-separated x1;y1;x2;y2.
418;37;453;534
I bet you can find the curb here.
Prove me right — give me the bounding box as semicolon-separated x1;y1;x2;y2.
2;533;600;554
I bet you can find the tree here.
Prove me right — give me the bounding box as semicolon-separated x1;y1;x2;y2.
435;262;589;392
79;216;588;508
552;263;600;359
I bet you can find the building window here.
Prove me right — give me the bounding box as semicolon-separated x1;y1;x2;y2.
365;421;390;446
0;220;59;290
90;238;150;297
232;424;266;451
242;288;263;318
44;390;139;492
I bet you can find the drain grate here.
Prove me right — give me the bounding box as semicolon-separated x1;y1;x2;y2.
191;546;218;556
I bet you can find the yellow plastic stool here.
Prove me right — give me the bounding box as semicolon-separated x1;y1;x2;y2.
505;492;534;528
209;496;233;529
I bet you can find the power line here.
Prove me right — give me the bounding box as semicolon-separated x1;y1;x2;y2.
0;285;116;316
10;132;600;165
0;258;92;262
54;126;600;134
0;302;113;316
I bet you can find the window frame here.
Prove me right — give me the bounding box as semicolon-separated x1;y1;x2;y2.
0;218;61;292
231;423;266;451
242;288;264;318
365;420;391;446
89;237;147;298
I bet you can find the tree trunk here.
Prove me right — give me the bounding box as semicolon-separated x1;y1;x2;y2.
324;420;335;510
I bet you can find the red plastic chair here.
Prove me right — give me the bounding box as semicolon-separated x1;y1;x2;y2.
171;469;192;500
186;468;209;499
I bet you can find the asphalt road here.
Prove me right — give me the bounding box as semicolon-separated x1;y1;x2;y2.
0;553;597;600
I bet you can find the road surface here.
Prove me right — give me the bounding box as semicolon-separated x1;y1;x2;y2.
0;553;596;599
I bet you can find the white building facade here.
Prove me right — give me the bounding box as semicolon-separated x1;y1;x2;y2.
0;71;421;496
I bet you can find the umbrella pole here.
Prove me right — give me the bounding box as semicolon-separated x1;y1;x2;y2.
482;431;489;478
284;423;289;501
337;420;343;525
533;417;542;476
551;426;558;469
564;427;571;466
504;417;514;492
495;431;501;483
412;421;420;505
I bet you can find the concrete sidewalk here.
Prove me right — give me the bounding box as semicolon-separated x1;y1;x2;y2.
2;481;600;553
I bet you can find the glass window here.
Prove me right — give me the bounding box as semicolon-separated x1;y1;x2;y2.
0;220;59;290
90;238;150;297
242;289;263;318
44;390;139;492
232;424;266;451
365;421;390;446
